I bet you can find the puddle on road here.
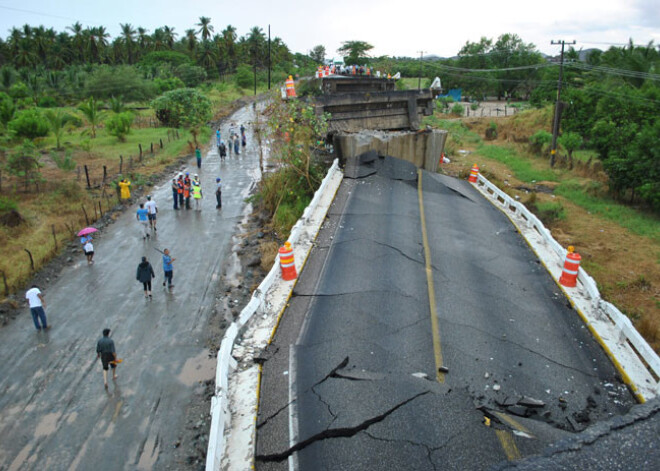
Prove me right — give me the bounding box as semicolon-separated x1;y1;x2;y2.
8;443;34;471
177;351;215;387
136;433;161;470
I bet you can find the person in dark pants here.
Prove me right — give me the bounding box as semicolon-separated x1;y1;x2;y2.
25;285;48;330
177;174;184;208
96;328;117;388
171;178;179;210
136;256;155;299
215;178;222;209
162;248;175;289
195;146;202;169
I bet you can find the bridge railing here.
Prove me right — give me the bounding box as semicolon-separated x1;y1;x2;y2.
476;174;660;398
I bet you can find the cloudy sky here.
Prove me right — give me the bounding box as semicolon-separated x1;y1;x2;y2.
0;0;657;59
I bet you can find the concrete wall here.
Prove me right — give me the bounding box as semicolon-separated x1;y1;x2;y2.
334;129;448;172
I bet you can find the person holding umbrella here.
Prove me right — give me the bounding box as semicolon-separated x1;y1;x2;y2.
78;227;98;264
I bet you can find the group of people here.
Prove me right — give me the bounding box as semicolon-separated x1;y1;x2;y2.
216;125;246;160
171;172;204;211
135;248;175;299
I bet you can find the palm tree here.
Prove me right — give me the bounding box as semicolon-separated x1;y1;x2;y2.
185;29;198;56
120;23;136;64
162;26;177;49
136;27;150;58
152;28;167;51
44;109;69;149
196;17;214;42
67;22;84;63
221;25;237;72
78;96;102;138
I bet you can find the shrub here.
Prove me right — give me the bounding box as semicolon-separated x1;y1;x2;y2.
153;77;185;94
0;195;18;212
8;82;29;100
235;65;253;89
451;103;465;116
529;130;552;154
174;64;207;87
0;92;14;125
8;108;49;138
84;65;155;101
37;95;58;108
105;112;134;142
50;150;77;171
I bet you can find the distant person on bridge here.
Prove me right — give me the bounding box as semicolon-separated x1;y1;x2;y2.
145;195;157;232
25;285;48;331
136;256;155;299
136;204;150;239
96;328;117;388
162;248;175;289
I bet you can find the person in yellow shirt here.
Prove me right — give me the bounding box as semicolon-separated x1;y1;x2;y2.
118;178;131;201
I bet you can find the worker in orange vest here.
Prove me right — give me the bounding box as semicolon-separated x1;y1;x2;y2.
176;173;184;208
183;172;192;210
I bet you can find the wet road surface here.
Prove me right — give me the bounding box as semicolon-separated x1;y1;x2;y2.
0;106;260;470
256;155;634;470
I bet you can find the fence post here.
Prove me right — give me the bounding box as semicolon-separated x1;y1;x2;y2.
0;269;8;296
24;248;35;272
176;129;180;140
102;165;107;185
160;138;163;149
98;200;103;218
139;144;143;161
81;205;89;225
51;224;58;251
167;131;171;143
150;142;154;155
119;155;123;174
84;165;91;188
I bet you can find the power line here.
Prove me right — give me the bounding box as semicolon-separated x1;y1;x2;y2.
0;5;97;27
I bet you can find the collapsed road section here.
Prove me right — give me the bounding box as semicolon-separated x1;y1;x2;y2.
254;154;635;470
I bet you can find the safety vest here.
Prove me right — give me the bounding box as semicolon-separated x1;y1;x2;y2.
192;184;202;199
177;180;183;194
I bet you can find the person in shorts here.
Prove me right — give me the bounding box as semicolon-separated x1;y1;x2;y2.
136;204;149;239
96;328;117;388
145;195;157;232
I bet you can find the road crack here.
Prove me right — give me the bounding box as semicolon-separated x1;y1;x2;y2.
255;390;430;462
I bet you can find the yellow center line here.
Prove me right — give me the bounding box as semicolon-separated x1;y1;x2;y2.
495;429;522;461
417;169;444;383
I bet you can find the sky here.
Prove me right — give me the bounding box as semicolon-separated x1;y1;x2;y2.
0;0;658;59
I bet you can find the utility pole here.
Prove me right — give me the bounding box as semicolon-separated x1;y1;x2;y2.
550;39;575;167
417;50;426;89
268;25;271;90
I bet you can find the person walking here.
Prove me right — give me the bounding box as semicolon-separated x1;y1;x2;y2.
136;204;150;239
233;133;240;155
195;146;202;169
162;248;175;289
84;239;94;264
192;179;203;210
216;129;221;147
228;134;233;157
25;285;49;331
136;256;155;299
215;177;222;209
219;140;227;161
96;328;117;388
171;178;179;210
240;125;246;147
118;178;131;202
145;195;158;232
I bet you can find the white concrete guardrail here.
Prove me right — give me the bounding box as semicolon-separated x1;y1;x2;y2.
206;159;343;471
474;174;660;402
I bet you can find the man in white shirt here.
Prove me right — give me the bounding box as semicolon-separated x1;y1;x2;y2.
145;195;158;232
25;285;49;330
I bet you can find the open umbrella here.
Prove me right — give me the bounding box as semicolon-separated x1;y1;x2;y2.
77;227;98;237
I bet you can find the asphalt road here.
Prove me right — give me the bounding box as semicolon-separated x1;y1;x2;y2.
256;155;635;470
0;106;259;471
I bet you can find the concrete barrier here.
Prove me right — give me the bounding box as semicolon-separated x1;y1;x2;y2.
474;174;660;401
206;159;343;470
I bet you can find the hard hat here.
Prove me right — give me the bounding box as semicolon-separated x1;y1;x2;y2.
194;174;198;178
216;178;221;182
185;172;189;176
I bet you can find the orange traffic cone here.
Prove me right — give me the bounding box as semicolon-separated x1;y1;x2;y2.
468;164;479;183
559;246;581;288
279;242;297;281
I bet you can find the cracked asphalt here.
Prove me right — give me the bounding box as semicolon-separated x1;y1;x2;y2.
255;155;636;470
0;106;260;470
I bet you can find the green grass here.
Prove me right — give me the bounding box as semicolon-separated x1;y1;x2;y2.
572;149;599;163
555;181;660;242
476;144;559;183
